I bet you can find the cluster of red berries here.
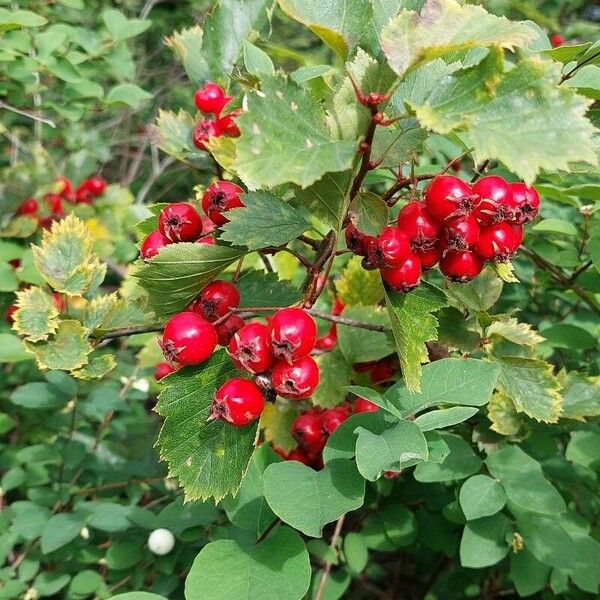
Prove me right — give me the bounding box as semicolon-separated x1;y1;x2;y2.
16;176;107;229
346;174;540;291
191;82;241;150
140;180;245;259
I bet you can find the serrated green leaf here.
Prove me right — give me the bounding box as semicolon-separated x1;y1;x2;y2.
82;293;152;333
487;316;544;346
155;351;258;501
335;255;384;307
165;26;209;84
236;270;301;308
349;192;389;237
71;354;116;380
220;192;309;251
153;109;208;165
106;83;152;109
312;348;351;408
446;266;503;311
102;8;151;41
12;287;59;342
459;475;506;520
487;392;524;436
370;119;428;168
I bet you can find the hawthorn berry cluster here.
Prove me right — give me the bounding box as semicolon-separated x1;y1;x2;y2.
191;82;241;150
16;176;107;229
346;174;540;291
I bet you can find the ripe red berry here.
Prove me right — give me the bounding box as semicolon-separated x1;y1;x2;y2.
52;292;67;313
155;362;177;381
509;223;524;249
315;325;337;351
370;356;398;384
415;243;442;269
439;250;484;282
344;222;376;257
192;119;221;150
368;226;411;268
272;356;320;400
228;322;274;374
141;230;170;260
44;193;64;216
55;177;73;197
159;203;203;242
210;378;265;426
84;176;107;196
292;412;327;452
75;186;94;204
6;304;17;324
189;280;240;322
380;254;422;293
355;397;379;413
550;33;565;47
194;82;232;115
270;307;317;363
160;311;217;366
17;198;38;216
443;214;480;250
509;183;540;224
201;181;244;226
320;407;349;436
286;448;313;466
215;314;245;347
332;299;344;316
475;222;520;262
197;235;216;245
472;176;514;225
424;175;477;221
216;111;241;137
397;201;440;250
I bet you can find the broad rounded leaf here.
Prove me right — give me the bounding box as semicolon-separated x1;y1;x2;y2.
459;474;507;520
460;514;512;568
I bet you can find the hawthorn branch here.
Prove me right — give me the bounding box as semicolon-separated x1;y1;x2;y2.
96;325;164;343
349;107;379;201
0;100;56;128
315;514;345;600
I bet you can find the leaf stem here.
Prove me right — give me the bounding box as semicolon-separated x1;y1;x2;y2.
315;514;346;600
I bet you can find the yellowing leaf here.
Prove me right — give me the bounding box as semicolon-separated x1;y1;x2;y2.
12;287;59;342
82;293;152;333
335;255;384;307
488;392;525;437
71;354;116;380
492;262;519;283
260;402;298;453
487;317;544;347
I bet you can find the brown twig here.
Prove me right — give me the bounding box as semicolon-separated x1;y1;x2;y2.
315;514;345;600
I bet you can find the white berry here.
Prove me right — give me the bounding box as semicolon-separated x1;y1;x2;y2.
148;528;175;555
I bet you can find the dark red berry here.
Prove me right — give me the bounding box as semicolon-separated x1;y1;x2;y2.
6;304;17;324
443;214;480;250
472;176;514;225
475;222;519;262
292;412;326;452
17;198;38;216
439;250;484;282
424;175;477;221
286;448;312;466
215;314;245;347
192;119;221;150
216;110;241;137
381;254;422;293
396;201;440;250
368;226;411;269
194;82;232;115
9;259;20;269
509;223;524;249
509;183;540;224
345;222;370;256
201;181;244;226
83;176;107;196
353;361;377;373
141;230;170;260
270;307;317;363
189;280;240;322
155;362;177;381
355;397;379;413
160;311;217;366
370;356;398;384
55;177;73;197
159;203;203;242
75;186;94;204
320;407;349;435
272;356;320;400
228;322;274;374
315;325;337;351
415;243;442;269
210;378;265;426
44;193;64;216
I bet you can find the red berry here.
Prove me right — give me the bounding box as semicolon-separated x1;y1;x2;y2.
286;448;313;466
216;111;241;137
550;33;565;47
370;357;398;384
55;177;73;197
443;214;480;250
381;254;422;293
215;314;245;346
270;307;317;363
160;311;217;366
320;407;349;435
415;243;442;269
509;183;540;224
6;304;17;324
424;175;477;221
510;223;524;249
315;325;337;351
140;230;170;260
228;322;274;373
472;176;514;225
75;186;94;204
332;299;344;316
44;193;64;216
397;201;440;250
272;356;320;400
197;235;216;245
192;119;221;150
439;250;484;282
210;378;265;426
475;222;519;262
189;280;240;322
159;203;203;242
353;361;377;373
355;397;379;413
84;176;107;196
155;362;177;381
201;181;245;226
17;198;38;216
194;82;232;115
292;412;326;452
368;226;411;269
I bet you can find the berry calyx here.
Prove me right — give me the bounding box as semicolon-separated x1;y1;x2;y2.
160;311;217;366
270;307;317;363
192;119;221;150
292;412;326;452
439;249;484;282
472;175;514;225
443;214;480;250
320;407;349;435
201;181;244;226
509;183;540;224
155;362;177;381
367;226;411;269
190;280;240;322
215;314;245;347
141;230;170;260
424;175;477;221
354;397;379;413
17;198;38;216
194;82;232;115
475;222;520;262
272;356;320;400
380;254;422;293
397;201;440;250
228;322;274;374
158;203;203;242
210;378;265;426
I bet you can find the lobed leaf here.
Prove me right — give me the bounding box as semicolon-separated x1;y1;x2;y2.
12;287;59;342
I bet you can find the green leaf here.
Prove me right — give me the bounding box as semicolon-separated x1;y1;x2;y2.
370;120;428;169
563;65;600;99
12;287;59;342
68;571;102;597
509;550;551;597
243;39;274;76
414;433;482;482
354;419;428;480
153;109;208;165
71;354;116;380
33;572;71;597
82;293;151;332
0;262;18;292
0;333;30;363
459;514;512;568
105;540;142;570
337;306;393;363
260;403;298;453
106;83;152;109
561;374;600;420
156;351;258;501
0;8;47;31
531;218;578;236
11;501;51;539
360;503;417;551
566;431;600;470
414;406;478;431
263;459;364;537
312;348;352;408
459;475;507;521
86;502;132;532
446;266;503;311
41;513;85;554
102;9;151;41
10;382;68;410
496;356;562;423
349;192;389;237
385;281;448;392
111;594;167;600
134;242;245;317
165;26;209;85
186;526;311;600
220;192;309;251
236;270;301;308
46;56;81;83
235;75;356;189
487;316;544;346
486;445;566;515
540;323;597;351
335;255;384;307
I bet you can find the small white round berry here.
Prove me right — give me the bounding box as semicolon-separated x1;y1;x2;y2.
147;528;175;555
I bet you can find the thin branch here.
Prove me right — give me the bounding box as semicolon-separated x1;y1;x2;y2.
136;156;176;204
381;172;437;205
569;260;593;282
349;108;379;201
315;515;345;600
74;476;165;496
561;49;600;82
96;325;164;343
0;100;56;128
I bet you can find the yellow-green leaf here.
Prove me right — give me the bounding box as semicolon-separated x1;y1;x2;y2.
12;287;59;342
